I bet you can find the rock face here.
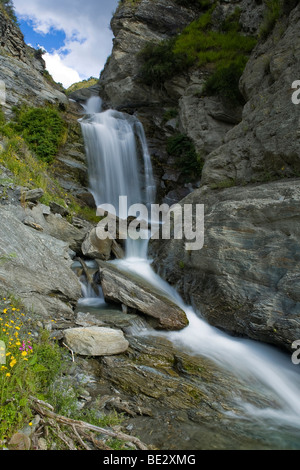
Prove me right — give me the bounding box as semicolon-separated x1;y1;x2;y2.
0;204;82;323
97;260;189;330
201;4;300;187
0;9;67;115
150;180;300;352
100;0;197;109
63;326;129;356
99;0;264;205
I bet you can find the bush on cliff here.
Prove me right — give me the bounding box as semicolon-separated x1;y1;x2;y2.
138;6;256;103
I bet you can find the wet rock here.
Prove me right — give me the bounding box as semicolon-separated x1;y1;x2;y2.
97;260;188;330
150;180;300;351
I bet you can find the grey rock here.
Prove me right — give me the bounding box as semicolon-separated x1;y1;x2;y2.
0;205;81;322
100;0;197;108
23;188;44;203
81;227;113;260
68;84;101;104
201;4;300;188
50;201;69;217
150;180;300;351
63;326;129;356
0;10;67;114
97;260;189;330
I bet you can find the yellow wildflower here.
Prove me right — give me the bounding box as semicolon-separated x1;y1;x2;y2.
10;358;16;368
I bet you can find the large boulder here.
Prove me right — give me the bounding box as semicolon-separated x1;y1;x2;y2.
63;326;129;356
150;180;300;352
81;227;113;260
97;260;189;330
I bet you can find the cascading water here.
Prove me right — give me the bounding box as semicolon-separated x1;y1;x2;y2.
79;96;300;448
80;97;155;260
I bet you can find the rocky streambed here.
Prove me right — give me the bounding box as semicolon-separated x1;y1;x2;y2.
57;259;300;451
0;187;299;449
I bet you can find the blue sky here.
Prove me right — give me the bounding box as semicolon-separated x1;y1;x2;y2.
18;18;66;52
14;0;119;88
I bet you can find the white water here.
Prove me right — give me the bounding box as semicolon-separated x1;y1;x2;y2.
80;97;300;444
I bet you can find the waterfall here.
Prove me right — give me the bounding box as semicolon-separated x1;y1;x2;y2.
80;98;155;216
79;96;300;446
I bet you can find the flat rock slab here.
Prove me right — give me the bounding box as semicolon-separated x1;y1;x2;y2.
63;326;129;356
97;261;189;331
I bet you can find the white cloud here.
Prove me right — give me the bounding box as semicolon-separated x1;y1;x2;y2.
13;0;119;87
43;52;81;88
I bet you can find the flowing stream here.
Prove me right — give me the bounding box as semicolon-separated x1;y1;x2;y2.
79;97;300;448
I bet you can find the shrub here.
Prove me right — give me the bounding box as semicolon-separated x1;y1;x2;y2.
167;133;204;179
173;12;256;68
138;38;190;87
138;6;256;102
259;0;283;39
203;57;247;104
0;300;63;442
13;106;67;164
0;107;5;127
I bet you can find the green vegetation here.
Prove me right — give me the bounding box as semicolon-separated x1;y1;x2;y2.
0;107;100;223
0;300;62;441
0;296;124;449
210;178;237;190
66;77;98;95
162;108;178;123
9;106;67;164
259;0;283;38
166;133;204;180
203;57;247;104
138;38;190;87
259;0;298;39
139;6;256;103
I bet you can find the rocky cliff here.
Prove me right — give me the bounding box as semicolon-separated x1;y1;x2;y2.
99;0;300;352
0;8;67;115
0;10;92;325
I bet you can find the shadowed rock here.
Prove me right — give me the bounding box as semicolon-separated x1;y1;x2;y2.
97;260;188;330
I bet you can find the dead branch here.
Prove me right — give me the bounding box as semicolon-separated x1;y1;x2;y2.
29;396;148;451
62;342;75;362
72;425;91;450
